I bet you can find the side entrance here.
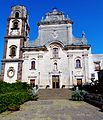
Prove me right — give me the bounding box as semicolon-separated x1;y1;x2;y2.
52;75;60;88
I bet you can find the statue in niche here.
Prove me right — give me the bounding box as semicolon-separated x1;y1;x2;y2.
54;63;57;71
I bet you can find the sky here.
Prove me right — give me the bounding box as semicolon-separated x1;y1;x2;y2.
0;0;103;72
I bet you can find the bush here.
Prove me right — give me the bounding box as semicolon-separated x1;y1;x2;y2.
0;104;7;113
0;81;32;94
72;90;87;101
0;92;32;113
0;81;34;113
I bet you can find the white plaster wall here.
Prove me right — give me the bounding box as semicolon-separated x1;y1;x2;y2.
4;62;18;83
9;19;22;35
22;46;70;88
58;48;69;87
67;49;90;85
6;39;20;59
22;51;39;84
21;45;103;88
39;23;72;46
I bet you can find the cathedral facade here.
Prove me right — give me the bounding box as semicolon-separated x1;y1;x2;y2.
1;5;103;88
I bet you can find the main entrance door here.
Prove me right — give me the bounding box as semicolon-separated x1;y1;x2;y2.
52;75;59;88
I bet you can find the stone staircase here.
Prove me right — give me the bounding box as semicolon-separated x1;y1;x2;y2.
37;88;72;100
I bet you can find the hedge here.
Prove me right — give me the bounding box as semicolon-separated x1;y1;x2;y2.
0;104;7;113
0;92;32;113
0;81;32;94
0;81;35;113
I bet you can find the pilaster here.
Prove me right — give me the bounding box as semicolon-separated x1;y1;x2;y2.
67;53;73;87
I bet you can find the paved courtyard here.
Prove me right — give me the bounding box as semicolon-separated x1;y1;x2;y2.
0;100;103;120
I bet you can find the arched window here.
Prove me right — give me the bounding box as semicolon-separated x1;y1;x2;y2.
53;48;58;58
76;59;81;68
9;45;17;57
13;21;18;29
15;12;19;18
31;61;35;69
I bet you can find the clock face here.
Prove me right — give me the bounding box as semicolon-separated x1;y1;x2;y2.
7;67;15;78
8;70;14;77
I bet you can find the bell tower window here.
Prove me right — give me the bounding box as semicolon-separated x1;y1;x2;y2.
15;12;19;18
11;20;19;30
9;45;17;57
13;22;18;29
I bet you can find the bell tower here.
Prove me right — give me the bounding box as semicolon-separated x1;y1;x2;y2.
1;5;30;82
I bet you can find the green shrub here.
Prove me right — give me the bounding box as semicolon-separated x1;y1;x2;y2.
0;81;32;94
0;81;35;113
0;92;32;113
72;90;87;101
0;104;7;113
0;92;31;105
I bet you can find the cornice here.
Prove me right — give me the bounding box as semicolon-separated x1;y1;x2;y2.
21;46;48;52
4;35;26;39
63;44;91;50
1;59;24;63
38;20;73;26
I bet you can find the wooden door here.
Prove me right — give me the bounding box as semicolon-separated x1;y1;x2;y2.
52;75;59;88
77;79;82;86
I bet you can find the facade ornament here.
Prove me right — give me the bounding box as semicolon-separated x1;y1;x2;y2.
67;15;70;20
41;17;44;21
7;67;15;78
52;30;58;39
82;31;85;38
67;54;73;58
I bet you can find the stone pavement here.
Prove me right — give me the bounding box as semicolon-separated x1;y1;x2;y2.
0;100;103;120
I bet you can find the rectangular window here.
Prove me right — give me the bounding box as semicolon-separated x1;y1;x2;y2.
95;63;100;71
91;73;95;78
53;48;58;59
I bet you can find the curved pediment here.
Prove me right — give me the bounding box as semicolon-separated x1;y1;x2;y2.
47;40;64;48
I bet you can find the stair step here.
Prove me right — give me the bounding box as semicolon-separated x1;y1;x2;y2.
37;89;72;100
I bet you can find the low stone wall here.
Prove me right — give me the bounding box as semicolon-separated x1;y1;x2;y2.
84;93;103;109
